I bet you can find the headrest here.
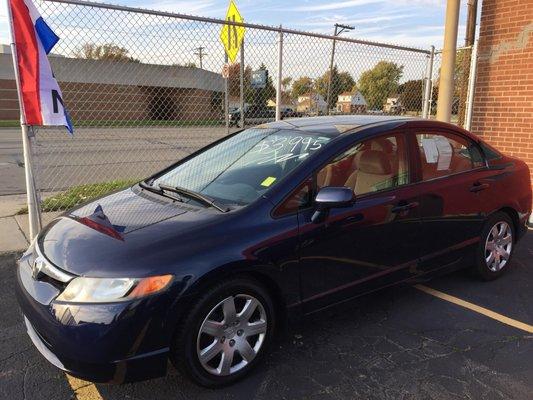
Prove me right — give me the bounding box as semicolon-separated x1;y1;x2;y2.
371;138;394;154
358;150;392;175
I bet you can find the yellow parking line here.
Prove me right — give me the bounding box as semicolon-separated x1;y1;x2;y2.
65;374;103;400
415;284;533;334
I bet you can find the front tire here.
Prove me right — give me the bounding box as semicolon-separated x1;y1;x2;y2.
170;277;275;387
473;212;515;280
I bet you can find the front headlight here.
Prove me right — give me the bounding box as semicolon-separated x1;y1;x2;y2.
56;275;173;303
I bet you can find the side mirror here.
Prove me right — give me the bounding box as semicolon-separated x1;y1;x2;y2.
311;187;355;223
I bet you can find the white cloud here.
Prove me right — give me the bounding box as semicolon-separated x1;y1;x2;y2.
296;13;414;27
291;0;383;12
290;0;445;12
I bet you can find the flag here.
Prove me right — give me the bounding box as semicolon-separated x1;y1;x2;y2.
8;0;73;134
75;205;126;241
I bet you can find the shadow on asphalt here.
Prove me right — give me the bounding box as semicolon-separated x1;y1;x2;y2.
1;233;532;399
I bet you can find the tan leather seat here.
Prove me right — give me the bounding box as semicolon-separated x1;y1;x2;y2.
317;164;333;187
345;150;394;195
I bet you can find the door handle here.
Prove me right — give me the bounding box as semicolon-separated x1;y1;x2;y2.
391;202;419;213
470;182;490;192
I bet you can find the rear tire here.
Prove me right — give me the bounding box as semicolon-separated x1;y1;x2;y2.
170;277;275;387
473;212;515;281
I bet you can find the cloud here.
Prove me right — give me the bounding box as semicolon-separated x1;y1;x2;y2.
296;13;414;27
289;0;445;12
291;0;383;12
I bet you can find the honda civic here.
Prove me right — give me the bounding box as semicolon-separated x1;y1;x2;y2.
16;116;532;387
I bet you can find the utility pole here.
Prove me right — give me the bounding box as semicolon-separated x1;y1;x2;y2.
458;0;478;127
193;46;207;69
436;0;460;122
326;23;354;115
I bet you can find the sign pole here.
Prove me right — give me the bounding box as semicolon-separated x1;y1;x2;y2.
6;0;42;239
224;53;230;135
275;26;283;122
240;39;245;128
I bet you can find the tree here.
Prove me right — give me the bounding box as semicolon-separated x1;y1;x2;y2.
74;43;139;62
398;79;424;111
358;61;404;110
291;76;314;99
281;77;293;92
315;66;356;109
227;63;252;98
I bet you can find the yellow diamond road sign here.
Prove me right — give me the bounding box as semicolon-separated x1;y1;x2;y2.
220;0;245;63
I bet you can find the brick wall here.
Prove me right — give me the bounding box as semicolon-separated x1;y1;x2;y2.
0;79;222;122
471;0;533;185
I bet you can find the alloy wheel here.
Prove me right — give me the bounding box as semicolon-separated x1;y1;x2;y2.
484;221;513;272
196;294;267;376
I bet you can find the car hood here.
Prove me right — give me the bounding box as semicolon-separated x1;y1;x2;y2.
39;187;234;278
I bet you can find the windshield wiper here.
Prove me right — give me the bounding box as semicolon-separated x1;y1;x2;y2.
158;183;229;213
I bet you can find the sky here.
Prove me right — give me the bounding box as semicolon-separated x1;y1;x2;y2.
1;0;469;49
0;0;475;86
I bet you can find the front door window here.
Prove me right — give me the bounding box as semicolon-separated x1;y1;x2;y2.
317;134;410;196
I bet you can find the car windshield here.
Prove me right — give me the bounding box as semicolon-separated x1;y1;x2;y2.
150;128;331;206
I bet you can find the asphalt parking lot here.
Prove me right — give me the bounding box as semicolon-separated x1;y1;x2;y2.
1;232;532;400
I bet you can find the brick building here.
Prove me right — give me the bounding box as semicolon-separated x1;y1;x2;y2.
0;46;224;123
470;0;533;185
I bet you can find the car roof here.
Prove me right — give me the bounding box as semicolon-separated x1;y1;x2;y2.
260;115;418;136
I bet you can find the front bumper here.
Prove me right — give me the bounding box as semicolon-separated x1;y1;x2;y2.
23;316;168;383
15;255;172;383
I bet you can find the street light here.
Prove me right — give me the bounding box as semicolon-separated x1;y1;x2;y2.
326;23;354;115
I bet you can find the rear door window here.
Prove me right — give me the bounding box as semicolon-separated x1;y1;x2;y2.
415;132;484;181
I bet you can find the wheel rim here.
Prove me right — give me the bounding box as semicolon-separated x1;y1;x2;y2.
196;294;267;376
485;221;513;272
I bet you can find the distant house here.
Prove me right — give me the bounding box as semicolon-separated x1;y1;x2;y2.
336;91;367;114
297;93;327;114
383;97;405;114
267;93;295;111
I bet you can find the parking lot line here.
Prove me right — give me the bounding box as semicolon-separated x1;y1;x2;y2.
415;284;533;333
65;374;103;400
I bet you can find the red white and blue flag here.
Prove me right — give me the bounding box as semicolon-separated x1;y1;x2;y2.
8;0;73;134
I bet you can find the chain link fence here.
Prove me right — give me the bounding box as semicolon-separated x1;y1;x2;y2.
429;46;473;126
2;0;457;211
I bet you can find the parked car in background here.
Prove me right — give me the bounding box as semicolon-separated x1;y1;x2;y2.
16;116;531;388
228;105;275;126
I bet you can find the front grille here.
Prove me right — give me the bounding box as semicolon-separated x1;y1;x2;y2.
32;243;76;286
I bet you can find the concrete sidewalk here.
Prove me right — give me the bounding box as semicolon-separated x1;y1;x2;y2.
0;194;60;253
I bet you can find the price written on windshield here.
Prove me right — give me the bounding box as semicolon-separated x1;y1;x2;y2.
254;136;329;165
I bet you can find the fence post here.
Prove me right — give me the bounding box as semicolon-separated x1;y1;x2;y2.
422;45;435;119
6;0;42;239
326;28;337;116
240;39;245;128
275;26;283;121
464;39;478;131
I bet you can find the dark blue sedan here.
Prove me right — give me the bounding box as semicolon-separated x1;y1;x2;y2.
16;116;532;387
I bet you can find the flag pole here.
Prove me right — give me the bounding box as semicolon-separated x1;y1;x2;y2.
6;0;42;240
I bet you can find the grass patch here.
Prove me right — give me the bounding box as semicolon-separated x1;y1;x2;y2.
73;119;224;128
0;119;224;129
17;179;139;214
0;120;21;128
